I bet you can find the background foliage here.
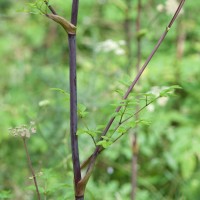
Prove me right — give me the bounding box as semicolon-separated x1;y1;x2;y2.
0;0;200;199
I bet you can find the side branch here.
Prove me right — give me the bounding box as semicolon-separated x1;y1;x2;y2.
44;0;57;15
82;0;186;180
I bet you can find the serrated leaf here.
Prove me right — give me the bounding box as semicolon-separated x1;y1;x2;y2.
77;128;98;137
101;136;111;140
170;85;182;89
96;125;105;130
96;140;104;146
115;89;124;96
86;130;97;137
126;121;136;128
117;126;127;134
78;104;88;118
136;119;151;126
50;88;70;100
159;85;182;97
78;104;86;111
119;77;132;87
76;129;86;135
96;140;112;148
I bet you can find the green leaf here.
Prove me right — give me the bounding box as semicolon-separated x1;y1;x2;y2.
86;130;98;137
115;89;124;96
77;128;100;137
119;75;132;87
0;190;13;199
164;152;178;171
117;126;127;134
77;129;86;135
101;136;111;140
136;119;151;126
137;29;148;39
96;140;112;148
50;88;70;100
181;154;196;179
96;125;106;130
78;104;86;112
25;0;46;14
125;121;136;128
160;85;182;97
78;104;88;118
109;111;121;119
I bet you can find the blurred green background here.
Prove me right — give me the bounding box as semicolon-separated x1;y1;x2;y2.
0;0;200;199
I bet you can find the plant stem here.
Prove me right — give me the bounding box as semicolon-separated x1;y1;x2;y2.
124;0;133;71
76;196;84;200
132;1;142;199
84;0;186;178
68;33;81;185
22;138;41;200
68;0;82;199
100;0;185;146
108;96;159;143
44;0;57;15
44;1;82;198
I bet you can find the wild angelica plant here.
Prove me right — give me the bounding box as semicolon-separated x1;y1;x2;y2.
14;0;186;199
9;122;41;200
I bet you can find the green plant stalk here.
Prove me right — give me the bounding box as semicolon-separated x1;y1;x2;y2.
22;138;41;200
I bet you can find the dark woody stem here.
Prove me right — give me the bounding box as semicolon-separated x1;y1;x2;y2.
68;0;82;199
44;0;82;198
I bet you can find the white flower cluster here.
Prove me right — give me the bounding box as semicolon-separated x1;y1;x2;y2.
157;0;184;15
95;39;126;55
146;86;169;112
9;121;36;138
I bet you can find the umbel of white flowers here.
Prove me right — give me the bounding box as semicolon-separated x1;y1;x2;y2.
9;121;36;138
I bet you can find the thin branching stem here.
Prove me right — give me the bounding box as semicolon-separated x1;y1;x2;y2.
132;0;142;198
111;96;159;140
96;0;185;148
94;95;161;156
44;0;57;15
119;104;128;125
82;119;97;147
22;138;41;200
122;96;160;125
84;0;186;177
